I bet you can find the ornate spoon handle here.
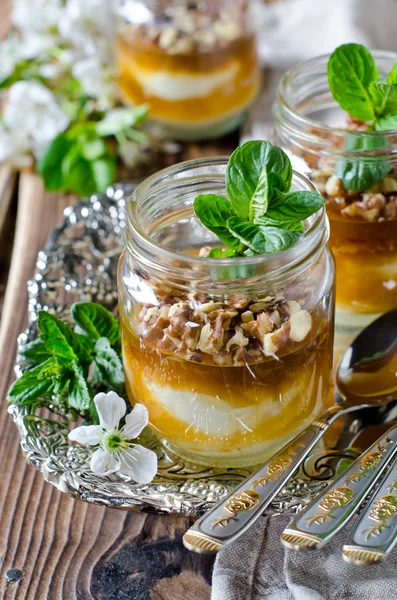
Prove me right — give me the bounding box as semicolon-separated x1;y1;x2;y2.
281;426;397;551
183;421;332;554
343;452;397;565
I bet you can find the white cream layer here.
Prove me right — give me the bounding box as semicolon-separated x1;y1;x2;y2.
125;60;238;101
146;380;303;438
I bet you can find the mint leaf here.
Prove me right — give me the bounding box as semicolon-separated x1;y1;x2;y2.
226;141;292;221
68;361;92;410
38;310;91;365
328;43;379;122
38;132;72;191
93;338;125;388
386;62;397;85
336;132;391;191
80;138;107;161
8;358;56;404
227;217;301;254
193;194;241;249
226;218;267;253
375;114;397;131
71;302;120;346
91;156;117;192
19;338;52;366
96;105;149;136
369;82;397;117
260;191;324;226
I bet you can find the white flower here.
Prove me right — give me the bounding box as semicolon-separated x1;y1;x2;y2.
12;0;63;35
3;81;69;158
0;33;23;82
0;123;33;168
68;392;158;484
59;0;116;61
72;56;116;109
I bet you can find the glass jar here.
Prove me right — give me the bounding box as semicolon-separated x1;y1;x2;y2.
272;52;397;336
116;0;261;140
118;158;335;467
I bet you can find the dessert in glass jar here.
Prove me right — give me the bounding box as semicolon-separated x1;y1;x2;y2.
116;0;261;140
118;141;335;467
272;47;397;334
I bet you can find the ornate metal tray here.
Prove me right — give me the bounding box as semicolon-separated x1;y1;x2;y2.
9;184;359;517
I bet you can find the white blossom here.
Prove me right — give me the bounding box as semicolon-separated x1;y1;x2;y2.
59;0;117;61
11;0;63;35
0;34;23;82
72;56;116;109
0;123;33;168
68;392;158;484
3;81;69;158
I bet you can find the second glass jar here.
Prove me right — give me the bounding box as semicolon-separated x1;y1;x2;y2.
272;51;397;333
118;158;335;467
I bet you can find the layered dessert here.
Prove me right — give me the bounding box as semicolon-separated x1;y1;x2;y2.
116;2;261;139
121;277;333;466
311;145;397;328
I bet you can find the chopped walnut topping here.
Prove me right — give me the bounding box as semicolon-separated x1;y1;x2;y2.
316;168;397;222
289;310;312;342
263;322;291;355
325;175;344;198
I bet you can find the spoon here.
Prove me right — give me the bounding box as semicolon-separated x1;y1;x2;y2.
183;309;397;555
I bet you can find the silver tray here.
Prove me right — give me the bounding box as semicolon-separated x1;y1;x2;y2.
9;184;359;517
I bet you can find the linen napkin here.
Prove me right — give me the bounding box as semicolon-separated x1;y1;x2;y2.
211;514;397;600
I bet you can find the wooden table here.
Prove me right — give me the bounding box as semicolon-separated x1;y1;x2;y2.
0;34;240;595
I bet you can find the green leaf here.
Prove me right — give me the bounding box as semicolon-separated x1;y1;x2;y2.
93;338;125;388
207;247;224;258
19;338;52;366
375;114;397;131
38;132;72;191
71;302;120;346
226;217;267;253
226;141;292;221
68;361;92;410
327;43;379;122
369;82;397;117
91;156;116;192
335;132;391;190
258;191;325;226
193;194;241;249
38;310;91;365
80;137;107;161
386;62;397;85
8;358;56;404
227;217;301;254
96;105;149;136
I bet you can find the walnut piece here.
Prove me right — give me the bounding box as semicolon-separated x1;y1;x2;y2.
289;310;312;342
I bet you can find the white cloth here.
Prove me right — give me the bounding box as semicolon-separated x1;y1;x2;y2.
212;514;397;600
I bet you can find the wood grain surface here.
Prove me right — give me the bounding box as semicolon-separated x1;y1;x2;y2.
0;67;238;600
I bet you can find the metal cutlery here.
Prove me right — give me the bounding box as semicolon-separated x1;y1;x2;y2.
281;426;397;551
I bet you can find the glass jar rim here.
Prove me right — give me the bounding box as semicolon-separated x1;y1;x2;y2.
276;49;397;138
125;156;328;285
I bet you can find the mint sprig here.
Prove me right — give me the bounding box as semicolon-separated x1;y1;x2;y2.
8;302;125;421
38;105;148;197
328;44;397;191
194;140;324;257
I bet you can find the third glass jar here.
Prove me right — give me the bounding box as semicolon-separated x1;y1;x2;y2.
272;52;397;335
116;0;261;140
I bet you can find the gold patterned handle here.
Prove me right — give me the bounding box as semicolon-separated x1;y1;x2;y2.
281;425;397;552
343;451;397;565
183;423;328;554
